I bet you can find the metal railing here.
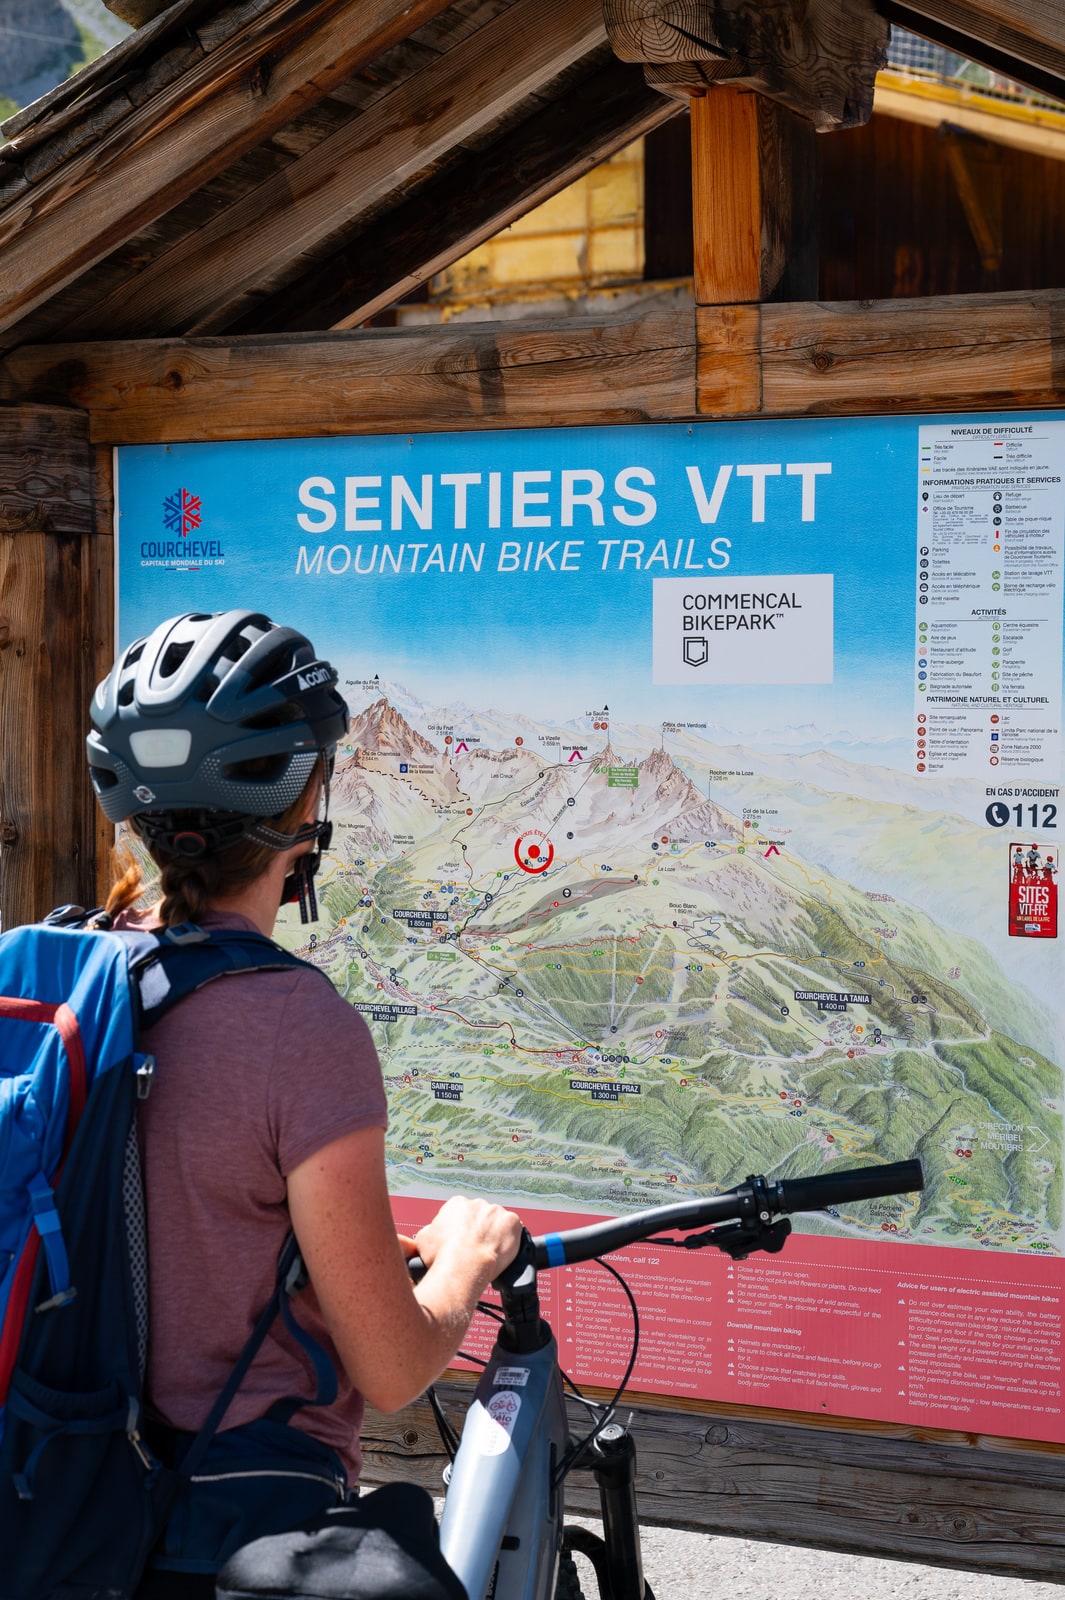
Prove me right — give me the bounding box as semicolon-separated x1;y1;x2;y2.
885;25;1065;111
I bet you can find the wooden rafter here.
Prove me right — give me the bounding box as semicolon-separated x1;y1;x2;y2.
51;0;609;342
940;126;1003;273
226;58;678;336
0;0;454;341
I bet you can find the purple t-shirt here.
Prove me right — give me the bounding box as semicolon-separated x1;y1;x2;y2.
123;910;388;1479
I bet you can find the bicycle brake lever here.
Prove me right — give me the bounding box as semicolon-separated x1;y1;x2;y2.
652;1215;792;1260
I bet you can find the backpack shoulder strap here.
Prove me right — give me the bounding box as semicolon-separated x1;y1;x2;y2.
117;924;325;1030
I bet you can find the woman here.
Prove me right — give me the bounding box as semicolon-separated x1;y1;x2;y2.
88;608;521;1589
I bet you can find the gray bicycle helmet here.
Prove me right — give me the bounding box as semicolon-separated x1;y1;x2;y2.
88;611;348;920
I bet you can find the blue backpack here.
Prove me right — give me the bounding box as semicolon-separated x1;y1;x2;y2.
0;914;337;1600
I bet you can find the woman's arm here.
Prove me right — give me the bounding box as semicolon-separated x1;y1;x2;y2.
287;1125;521;1413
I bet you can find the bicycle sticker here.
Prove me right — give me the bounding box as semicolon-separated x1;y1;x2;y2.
475;1390;522;1455
493;1366;531;1387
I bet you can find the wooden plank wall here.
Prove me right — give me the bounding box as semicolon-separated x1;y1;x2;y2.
816;113;1065;301
0;405;112;927
363;1378;1065;1580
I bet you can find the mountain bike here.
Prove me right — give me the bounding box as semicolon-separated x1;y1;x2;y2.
412;1158;924;1600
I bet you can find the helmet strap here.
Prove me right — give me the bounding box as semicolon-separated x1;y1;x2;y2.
275;753;334;924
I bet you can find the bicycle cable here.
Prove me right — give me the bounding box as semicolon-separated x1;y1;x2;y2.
552;1255;640;1487
426;1385;461;1461
428;1308;501;1462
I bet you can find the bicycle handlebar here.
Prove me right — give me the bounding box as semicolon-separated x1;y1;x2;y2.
403;1159;923;1279
529;1158;923;1269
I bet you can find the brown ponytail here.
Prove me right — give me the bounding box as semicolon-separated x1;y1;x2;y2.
104;774;320;928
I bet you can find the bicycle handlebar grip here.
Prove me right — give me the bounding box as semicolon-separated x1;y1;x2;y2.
777;1158;924;1213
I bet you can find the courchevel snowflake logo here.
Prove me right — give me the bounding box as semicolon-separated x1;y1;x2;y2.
162;487;203;538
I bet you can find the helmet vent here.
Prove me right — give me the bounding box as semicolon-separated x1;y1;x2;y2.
243;706;298;731
223;754;288;783
222;630;255;664
160;640;194;678
118;680;135;707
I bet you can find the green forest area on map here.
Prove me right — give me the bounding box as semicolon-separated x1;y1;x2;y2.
277;696;1062;1258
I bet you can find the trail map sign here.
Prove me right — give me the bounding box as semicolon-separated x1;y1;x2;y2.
117;414;1065;1439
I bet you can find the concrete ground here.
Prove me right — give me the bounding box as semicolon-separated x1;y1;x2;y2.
567;1519;1064;1599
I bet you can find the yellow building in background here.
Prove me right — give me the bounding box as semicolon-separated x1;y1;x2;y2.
400;141;650;326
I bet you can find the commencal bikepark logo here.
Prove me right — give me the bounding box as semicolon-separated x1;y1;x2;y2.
139;487;226;571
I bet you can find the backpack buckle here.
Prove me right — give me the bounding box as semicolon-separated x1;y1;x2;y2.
163;923;210;945
135;1053;156;1101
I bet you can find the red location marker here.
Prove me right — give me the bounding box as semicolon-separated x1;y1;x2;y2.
515;832;554;874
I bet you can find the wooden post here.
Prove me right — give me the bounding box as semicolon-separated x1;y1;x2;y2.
0;405;110;928
691;86;819;304
691;86;818;414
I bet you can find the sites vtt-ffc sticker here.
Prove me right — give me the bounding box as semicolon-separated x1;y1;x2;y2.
1009;842;1058;938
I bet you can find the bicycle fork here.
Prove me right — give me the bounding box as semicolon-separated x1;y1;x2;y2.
566;1422;649;1600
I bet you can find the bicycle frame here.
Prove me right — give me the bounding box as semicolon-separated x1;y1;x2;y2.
438;1252;648;1600
438;1313;568;1600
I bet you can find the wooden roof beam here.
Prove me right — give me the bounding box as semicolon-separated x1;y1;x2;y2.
604;0;889;129
0;297;698;441
53;0;609;342
0;0;454;342
3;290;1063;443
225;59;678;336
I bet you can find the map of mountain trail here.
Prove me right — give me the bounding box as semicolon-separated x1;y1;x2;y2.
278;694;1062;1259
114;412;1065;1437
